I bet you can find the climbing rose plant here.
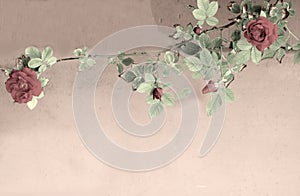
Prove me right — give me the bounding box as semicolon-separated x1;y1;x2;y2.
1;0;300;118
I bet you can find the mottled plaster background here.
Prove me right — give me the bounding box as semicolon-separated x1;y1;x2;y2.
0;0;300;195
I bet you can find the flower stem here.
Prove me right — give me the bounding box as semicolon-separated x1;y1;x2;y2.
56;57;80;63
286;26;299;41
200;21;237;35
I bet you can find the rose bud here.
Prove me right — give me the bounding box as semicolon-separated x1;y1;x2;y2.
152;87;163;100
202;80;218;94
244;16;278;51
193;25;202;35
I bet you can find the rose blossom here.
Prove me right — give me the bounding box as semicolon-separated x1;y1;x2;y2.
202;80;218;94
152;87;163;100
244;16;278;51
5;68;42;103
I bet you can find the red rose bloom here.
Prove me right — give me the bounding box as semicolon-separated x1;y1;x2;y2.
202;80;218;94
5;68;42;103
152;87;163;100
244;16;278;51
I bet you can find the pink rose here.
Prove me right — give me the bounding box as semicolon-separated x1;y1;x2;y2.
202;80;218;94
152;87;163;100
5;68;42;103
244;16;278;51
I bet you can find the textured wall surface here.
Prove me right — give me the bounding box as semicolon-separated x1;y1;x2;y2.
1;0;300;195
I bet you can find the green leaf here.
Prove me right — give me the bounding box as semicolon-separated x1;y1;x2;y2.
73;48;82;57
251;47;262;64
183;56;203;72
164;51;178;64
294;50;300;64
276;48;285;63
199;48;212;66
122;57;134;66
181;42;201;55
231;30;241;41
292;43;300;50
116;63;123;74
39;77;49;87
231;3;241;14
121;71;136;82
132;77;145;90
25;46;41;59
27;97;38;110
28;58;43;68
193;8;207;21
78;57;96;71
149;102;164;118
42;47;53;61
221;88;234;102
206;16;219;26
146;95;159;105
36;91;44;99
38;64;47;73
161;92;176;106
262;48;277;60
144;73;156;83
197;33;210;48
211;37;222;49
47;57;57;66
136;82;154;93
178;88;192;99
197;0;209;10
206;93;222;116
237;39;253;51
206;1;218;17
231;50;251;65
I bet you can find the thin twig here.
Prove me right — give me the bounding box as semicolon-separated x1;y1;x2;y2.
200;21;237;35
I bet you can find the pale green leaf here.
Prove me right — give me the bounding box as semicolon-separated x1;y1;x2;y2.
193;8;207;21
197;0;209;10
262;48;277;60
231;50;251;65
42;47;53;61
73;48;82;57
36;91;45;99
136;82;154;93
146;95;159;105
25;46;41;59
206;1;218;17
149;102;164;118
251;47;262;64
161;92;176;106
46;56;57;66
276;48;286;63
199;48;212;66
38;64;47;73
28;58;43;68
237;39;253;51
183;56;203;72
197;33;210;48
221;88;234;102
144;73;156;83
206;93;222;116
39;77;49;87
27;97;38;110
206;16;219;26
